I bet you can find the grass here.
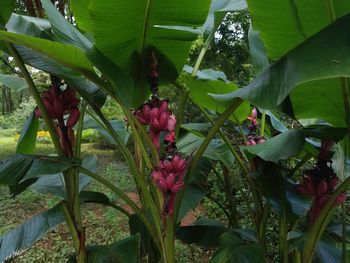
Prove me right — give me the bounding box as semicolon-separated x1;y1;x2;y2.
0;136;208;262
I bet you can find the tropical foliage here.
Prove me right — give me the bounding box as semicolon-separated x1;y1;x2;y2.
0;0;349;262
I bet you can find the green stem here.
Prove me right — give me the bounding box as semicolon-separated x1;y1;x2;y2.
196;103;249;175
260;110;266;137
191;34;213;76
163;217;176;263
78;167;162;252
175;90;190;137
341;202;347;263
279;214;288;263
91;106;162;230
60;201;82;256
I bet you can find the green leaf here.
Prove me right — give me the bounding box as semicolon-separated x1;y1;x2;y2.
0;0;14;26
210;230;265;263
246;0;350;60
88;0;212;105
16;110;38;154
84;116;129;145
179;73;250;123
177;132;236;168
70;0;92;32
248;25;268;75
6;13;52;39
0;30;96;77
0;155;79;186
86;235;141;263
176;219;227;248
241;129;305;163
28;155;96;198
209;14;350;127
303;125;347;141
6;13;106;109
40;0;133;106
316;233;342;263
0;72;26;91
177;158;211;221
254;162;298;220
0;203;64;262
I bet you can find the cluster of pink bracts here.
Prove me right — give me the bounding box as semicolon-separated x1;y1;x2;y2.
245;108;265;146
135;97;186;215
298;141;346;225
151;154;186;215
298;173;346;224
134;98;176;150
35;85;80;157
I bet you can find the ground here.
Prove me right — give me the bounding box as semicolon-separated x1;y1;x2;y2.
0;136;205;262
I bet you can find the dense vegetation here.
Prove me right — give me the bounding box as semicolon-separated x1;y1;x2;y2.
0;1;350;263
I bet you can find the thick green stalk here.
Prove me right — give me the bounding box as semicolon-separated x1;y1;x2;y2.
175;90;190;137
79;167;162;252
60;201;81;253
278;215;288;263
163;217;176;263
88;105;164;247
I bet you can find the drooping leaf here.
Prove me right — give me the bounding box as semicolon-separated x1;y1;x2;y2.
209;230;265;263
16;110;38;155
316;233;342;263
176;219;227;248
0;72;26;91
0;30;96;78
0;203;64;262
6;13;52;39
28;155;96;198
86;235;140;263
241;129;305;163
209;14;350;128
0;155;79;186
253;162;296;221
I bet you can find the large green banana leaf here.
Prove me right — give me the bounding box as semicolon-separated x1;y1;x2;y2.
72;0;211;105
211;12;350;127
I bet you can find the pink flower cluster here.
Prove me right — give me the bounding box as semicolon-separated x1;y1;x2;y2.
298;141;346;225
135;95;186;216
134;97;176;150
151;154;186;215
245;108;265;146
35;84;80;156
298;174;346;224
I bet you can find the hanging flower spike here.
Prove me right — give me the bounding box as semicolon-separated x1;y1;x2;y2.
35;84;80;157
297;140;346;225
151;154;186;215
244;108;265;146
